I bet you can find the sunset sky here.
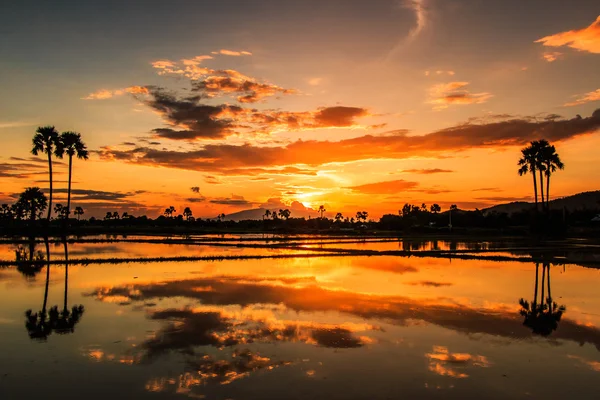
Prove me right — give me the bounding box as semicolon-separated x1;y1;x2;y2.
1;0;599;218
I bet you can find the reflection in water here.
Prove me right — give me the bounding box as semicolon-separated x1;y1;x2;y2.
519;262;566;336
24;240;85;340
15;237;45;278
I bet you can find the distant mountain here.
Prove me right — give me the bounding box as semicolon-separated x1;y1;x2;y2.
483;190;600;215
222;207;319;222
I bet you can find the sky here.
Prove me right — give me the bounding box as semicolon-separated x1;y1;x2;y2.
1;0;599;219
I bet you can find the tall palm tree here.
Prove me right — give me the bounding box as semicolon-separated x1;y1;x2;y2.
58;132;89;219
318;205;326;219
541;144;564;210
533;140;549;207
518;143;539;211
16;187;48;224
32;126;60;221
74;206;84;220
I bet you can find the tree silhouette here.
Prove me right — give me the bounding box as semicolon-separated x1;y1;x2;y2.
541;143;564;210
334;212;343;223
112;211;120;220
519;263;566;336
264;209;271;220
518;142;540;211
449;204;458;228
57;131;89;220
183;207;193;221
164;206;176;218
15;187;48;224
74;206;84;220
356;211;368;223
430;204;441;214
278;209;291;220
31;126;60;221
104;211;112;221
318;205;326;219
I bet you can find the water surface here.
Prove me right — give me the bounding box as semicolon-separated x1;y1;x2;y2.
1;237;599;399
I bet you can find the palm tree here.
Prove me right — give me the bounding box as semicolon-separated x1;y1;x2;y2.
183;207;193;221
532;140;549;207
264;210;271;220
335;212;343;223
74;206;84;220
54;203;65;219
518;142;540;211
32;126;60;221
15;187;48;224
57;131;89;219
164;206;176;218
541;144;564;210
318;205;326;219
430;204;441;214
449;204;458;228
279;209;291;220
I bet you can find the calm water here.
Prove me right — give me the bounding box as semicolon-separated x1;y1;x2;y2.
1;237;600;399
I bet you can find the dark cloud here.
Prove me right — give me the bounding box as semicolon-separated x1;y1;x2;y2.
405;281;453;287
49;188;147;202
190;186;200;193
99;109;600;174
472;187;503;192
137;86;371;141
185;197;206;203
475;196;531;202
209;195;252;206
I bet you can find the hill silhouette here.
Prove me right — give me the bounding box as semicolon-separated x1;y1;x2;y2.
483;190;600;215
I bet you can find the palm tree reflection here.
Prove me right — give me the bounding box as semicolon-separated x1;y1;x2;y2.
15;237;45;279
519;262;566;336
24;239;84;340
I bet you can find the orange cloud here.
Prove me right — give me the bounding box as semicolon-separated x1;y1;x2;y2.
211;49;252;56
98;108;600;174
400;168;454;174
347;179;419;194
535;15;600;54
542;51;563;62
426;346;491;379
427;82;492;110
564;88;600;107
82;86;149;100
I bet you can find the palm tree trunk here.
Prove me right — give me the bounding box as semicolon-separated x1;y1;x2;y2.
47;152;53;221
42;238;51;313
546;169;551;211
546;263;552;303
539;170;545;211
532;168;538;211
533;263;539;308
67;155;73;221
63;241;69;312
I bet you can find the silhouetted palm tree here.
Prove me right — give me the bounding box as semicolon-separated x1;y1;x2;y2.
533;140;549;206
318;205;326;219
264;210;271;220
183;207;193;221
541;144;564;210
15;187;48;224
74;206;84;220
335;212;343;223
518;142;540;211
57;131;89;220
32;126;60;221
430;204;441;214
